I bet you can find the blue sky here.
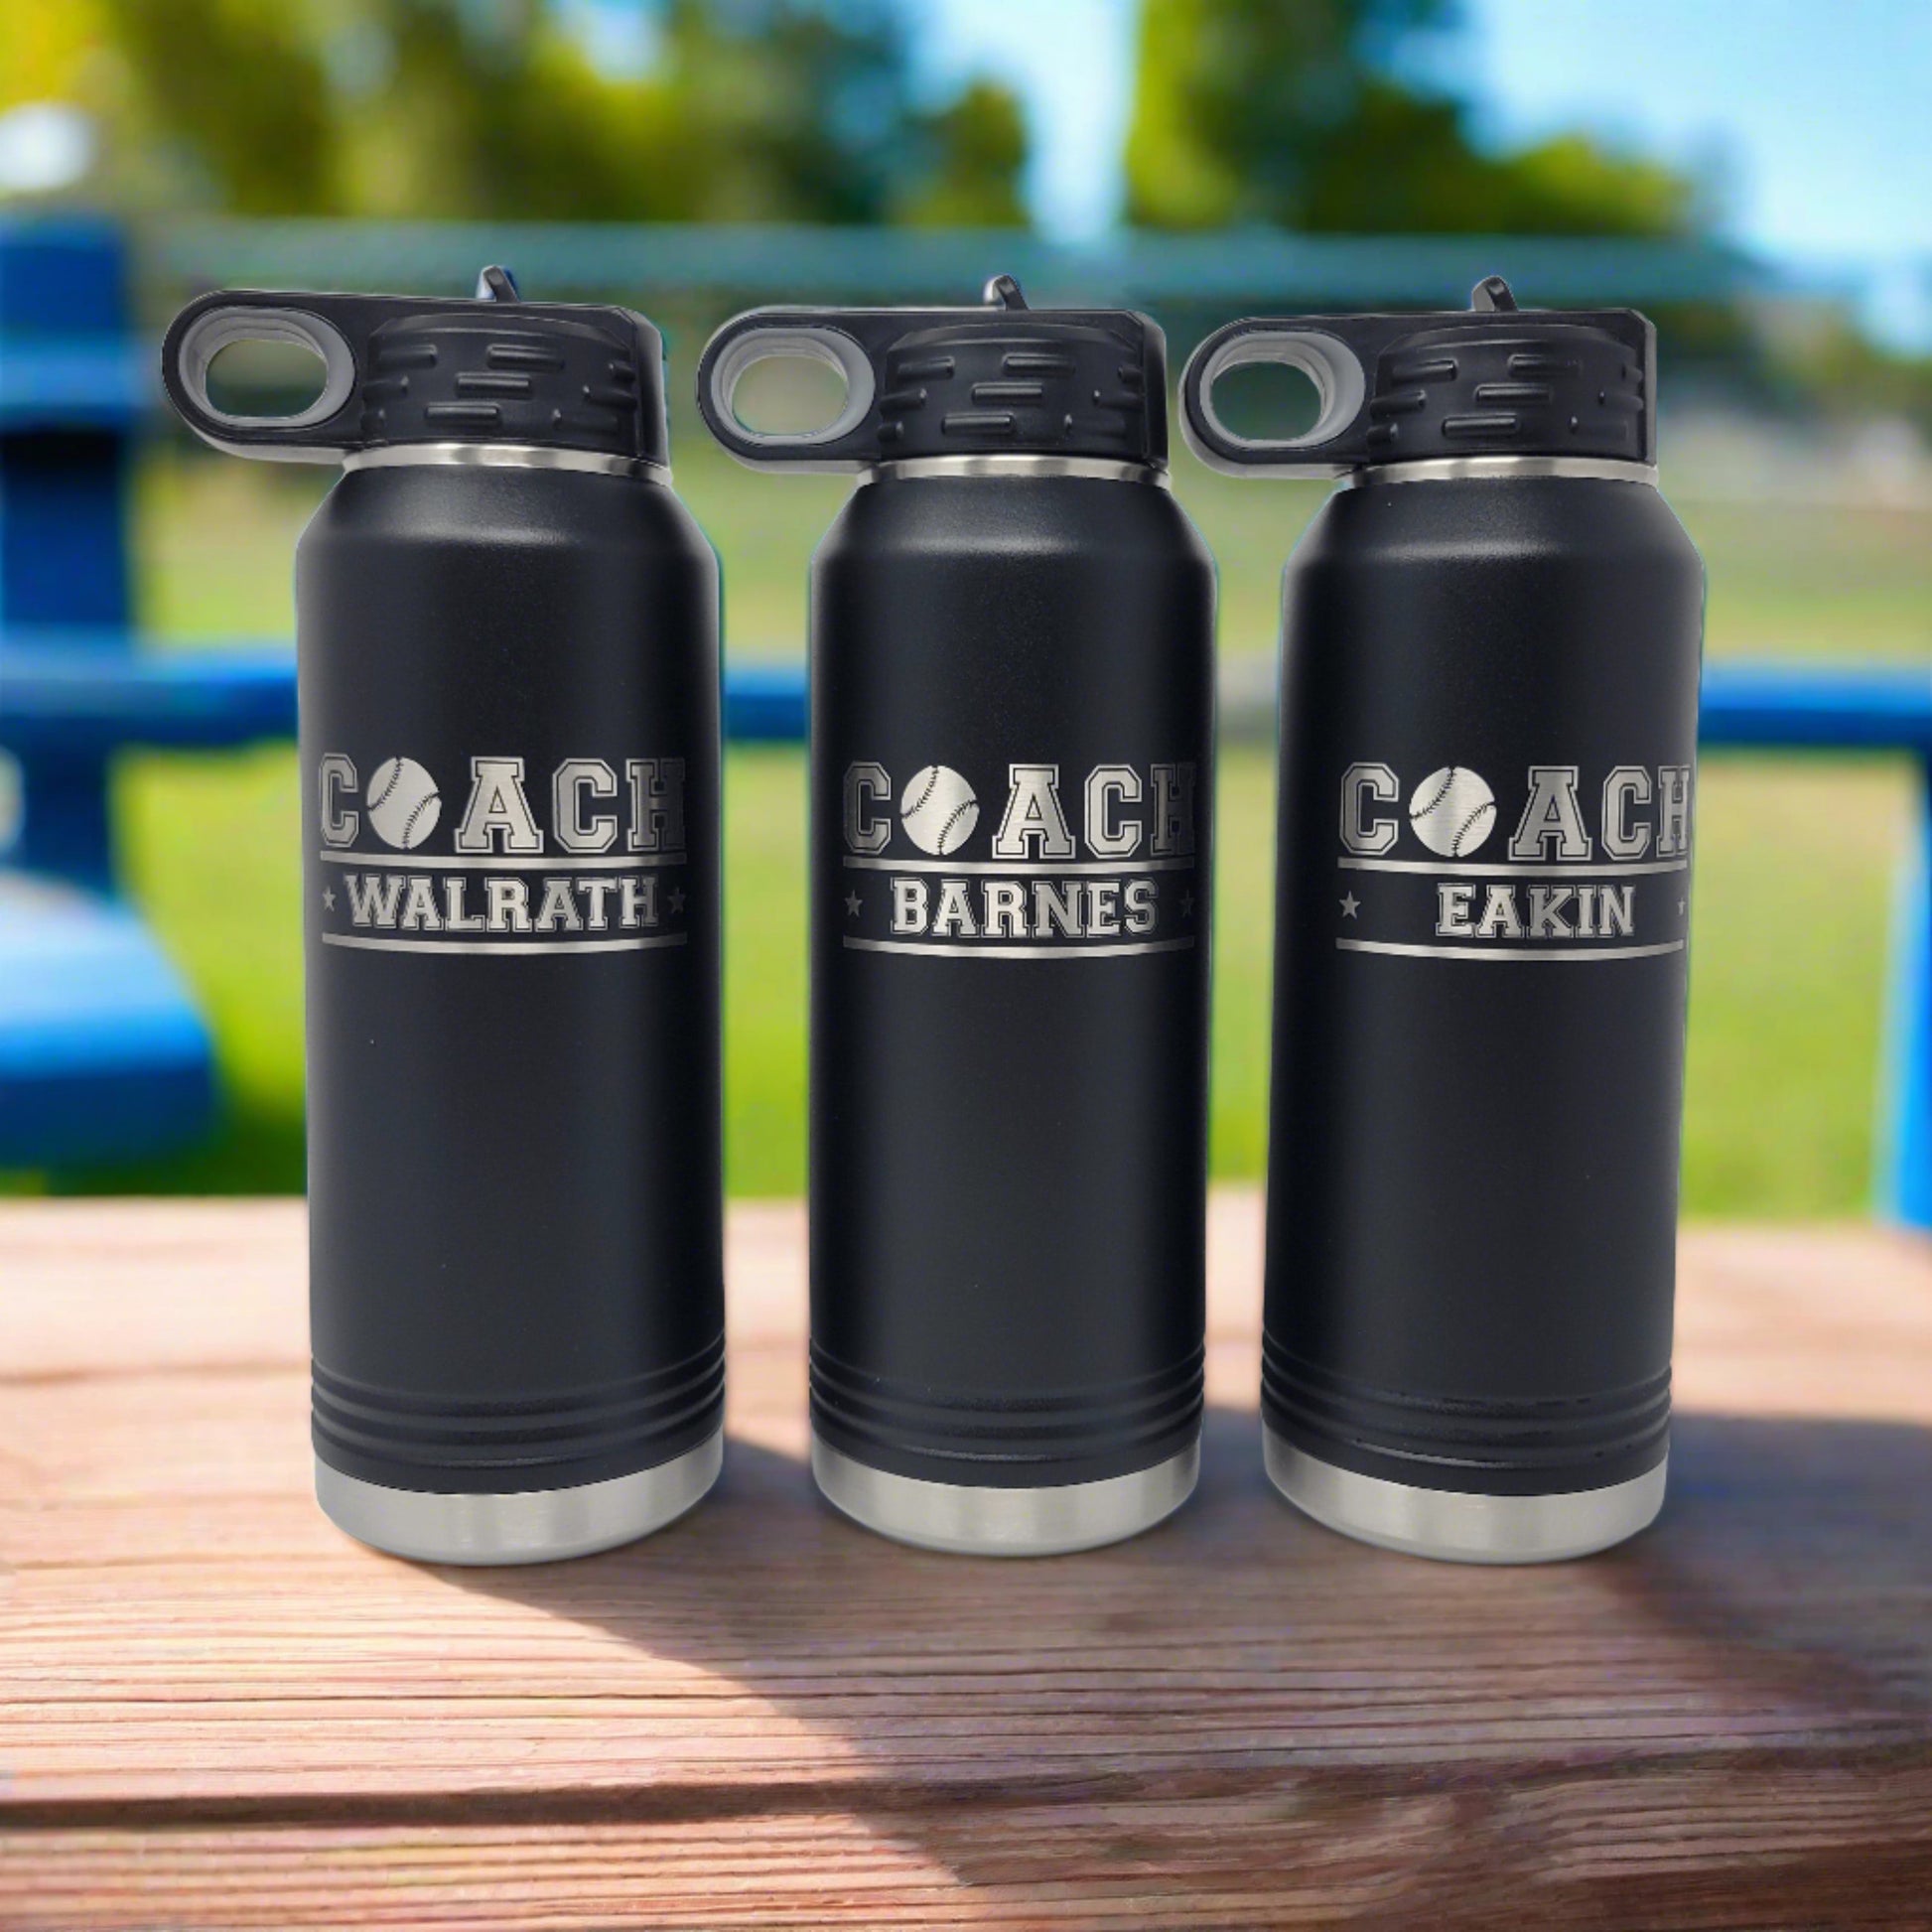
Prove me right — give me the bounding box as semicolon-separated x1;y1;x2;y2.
914;0;1932;344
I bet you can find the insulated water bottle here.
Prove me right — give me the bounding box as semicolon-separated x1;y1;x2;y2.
698;277;1214;1554
162;268;724;1563
1180;277;1703;1562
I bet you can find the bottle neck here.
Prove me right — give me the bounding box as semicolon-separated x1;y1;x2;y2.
341;443;671;483
857;454;1169;487
1342;454;1657;488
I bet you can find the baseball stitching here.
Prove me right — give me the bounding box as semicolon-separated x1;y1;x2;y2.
933;799;976;854
1451;800;1495;856
367;759;406;811
1411;767;1458;820
399;791;439;847
905;765;942;819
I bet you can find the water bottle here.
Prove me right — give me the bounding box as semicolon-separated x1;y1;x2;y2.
161;269;723;1563
698;277;1214;1554
1180;278;1703;1562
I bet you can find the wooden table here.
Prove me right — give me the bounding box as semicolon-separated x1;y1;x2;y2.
3;1198;1930;1929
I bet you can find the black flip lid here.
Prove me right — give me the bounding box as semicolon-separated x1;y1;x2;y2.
1180;277;1655;475
161;266;669;467
696;276;1168;471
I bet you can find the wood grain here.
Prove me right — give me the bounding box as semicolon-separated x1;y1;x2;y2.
2;1197;1930;1929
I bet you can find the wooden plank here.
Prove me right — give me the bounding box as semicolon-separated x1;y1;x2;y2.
2;1197;1930;1928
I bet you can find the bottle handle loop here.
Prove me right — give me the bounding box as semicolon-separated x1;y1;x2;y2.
170;303;358;454
163;291;368;464
702;322;878;462
1184;327;1367;473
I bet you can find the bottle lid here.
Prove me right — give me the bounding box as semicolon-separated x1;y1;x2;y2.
1179;277;1655;476
696;277;1169;472
161;266;670;469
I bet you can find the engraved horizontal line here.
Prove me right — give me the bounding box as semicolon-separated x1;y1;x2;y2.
1336;938;1684;963
844;936;1195;960
319;852;685;871
322;933;687;956
1338;857;1687;877
842;856;1197;876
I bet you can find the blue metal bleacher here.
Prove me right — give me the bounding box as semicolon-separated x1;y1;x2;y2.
0;218;217;1166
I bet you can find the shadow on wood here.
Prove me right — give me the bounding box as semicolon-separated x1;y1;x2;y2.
446;1403;1932;1926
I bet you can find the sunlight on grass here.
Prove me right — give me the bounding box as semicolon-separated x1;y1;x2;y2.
1681;759;1913;1213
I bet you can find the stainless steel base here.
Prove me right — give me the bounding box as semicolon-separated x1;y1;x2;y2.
811;1436;1198;1556
1264;1428;1666;1564
316;1429;723;1565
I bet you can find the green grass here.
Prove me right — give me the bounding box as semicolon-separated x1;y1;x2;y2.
1680;758;1913;1212
720;749;808;1196
146;441;1932;667
38;442;1932;1210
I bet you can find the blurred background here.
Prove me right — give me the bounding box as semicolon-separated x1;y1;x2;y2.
1;0;1927;1211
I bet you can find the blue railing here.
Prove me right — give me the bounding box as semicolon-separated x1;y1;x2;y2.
1;214;1928;1218
5;642;1927;761
0;641;816;752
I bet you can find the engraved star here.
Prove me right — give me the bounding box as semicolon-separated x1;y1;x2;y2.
322;887;337;911
844;890;863;917
1179;890;1195;918
667;886;687;914
1340;892;1361;918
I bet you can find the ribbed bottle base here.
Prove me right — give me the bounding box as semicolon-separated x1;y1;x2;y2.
1259;1335;1670;1495
312;1334;726;1494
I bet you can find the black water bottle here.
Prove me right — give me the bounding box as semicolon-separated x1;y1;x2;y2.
699;278;1214;1554
1181;278;1703;1562
162;269;723;1563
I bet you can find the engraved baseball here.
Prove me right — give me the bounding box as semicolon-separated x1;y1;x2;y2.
364;756;442;850
1408;765;1495;857
898;764;979;856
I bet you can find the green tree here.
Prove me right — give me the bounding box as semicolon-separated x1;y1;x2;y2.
92;0;337;212
1127;0;1701;236
78;0;1030;224
895;78;1030;228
